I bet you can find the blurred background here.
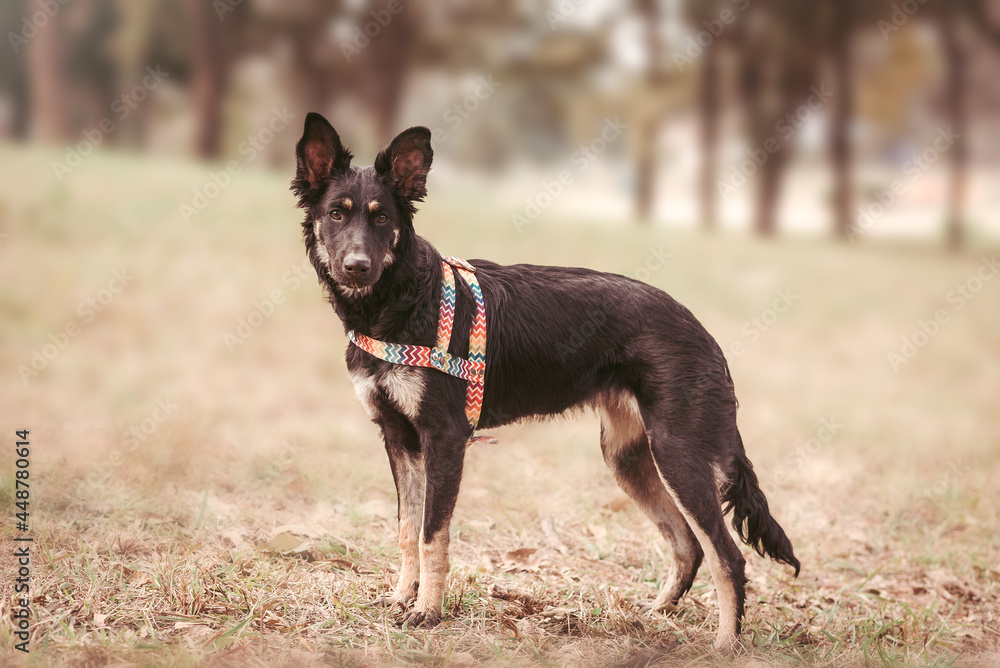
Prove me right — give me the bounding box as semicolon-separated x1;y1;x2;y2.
1;0;999;662
3;0;1000;240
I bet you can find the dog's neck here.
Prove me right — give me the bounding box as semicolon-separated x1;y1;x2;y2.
320;231;442;343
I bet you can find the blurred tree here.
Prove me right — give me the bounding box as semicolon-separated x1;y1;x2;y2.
684;0;723;231
699;21;720;231
731;0;822;236
942;7;969;250
26;0;67;141
727;0;876;238
635;0;666;222
0;0;30;138
250;0;423;147
829;0;854;240
940;0;1000;249
185;0;239;158
899;0;1000;249
360;0;417;144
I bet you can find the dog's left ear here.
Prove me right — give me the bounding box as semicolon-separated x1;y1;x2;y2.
374;127;433;201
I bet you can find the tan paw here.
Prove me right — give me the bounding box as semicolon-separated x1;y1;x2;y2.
399;607;441;629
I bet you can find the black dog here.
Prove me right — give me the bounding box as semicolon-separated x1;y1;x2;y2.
291;112;800;649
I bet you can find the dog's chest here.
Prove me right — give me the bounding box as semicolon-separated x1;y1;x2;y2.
349;366;426;420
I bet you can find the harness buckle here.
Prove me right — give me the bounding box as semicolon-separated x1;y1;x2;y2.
430;348;447;371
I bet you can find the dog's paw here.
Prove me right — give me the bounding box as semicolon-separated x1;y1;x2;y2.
370;595;404;610
399;607;441;629
635;599;678;615
371;582;418;610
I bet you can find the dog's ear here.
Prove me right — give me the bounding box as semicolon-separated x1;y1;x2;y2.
374;127;433;201
293;113;352;200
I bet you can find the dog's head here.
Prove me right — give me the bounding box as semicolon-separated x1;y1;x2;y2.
292;112;433;297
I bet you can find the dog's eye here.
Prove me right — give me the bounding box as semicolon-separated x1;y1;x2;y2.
376;213;388;224
330;208;343;221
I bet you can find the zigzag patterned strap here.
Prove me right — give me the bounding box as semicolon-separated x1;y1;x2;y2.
348;255;495;446
435;259;457;350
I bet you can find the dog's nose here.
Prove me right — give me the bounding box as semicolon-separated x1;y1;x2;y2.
344;254;371;274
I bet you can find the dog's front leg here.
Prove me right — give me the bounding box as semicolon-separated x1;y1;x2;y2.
376;411;425;610
400;426;467;628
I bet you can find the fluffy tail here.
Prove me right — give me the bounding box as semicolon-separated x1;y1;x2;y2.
722;438;801;577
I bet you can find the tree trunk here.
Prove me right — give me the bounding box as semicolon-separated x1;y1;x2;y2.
634;0;663;224
943;10;967;250
700;38;720;231
186;0;232;159
756;148;787;236
635;116;656;221
362;0;415;145
831;1;853;239
27;0;66;141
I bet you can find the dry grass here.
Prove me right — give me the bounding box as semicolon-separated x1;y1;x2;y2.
0;144;998;667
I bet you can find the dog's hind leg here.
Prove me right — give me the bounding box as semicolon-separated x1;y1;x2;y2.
641;407;747;651
597;392;703;612
376;408;425;610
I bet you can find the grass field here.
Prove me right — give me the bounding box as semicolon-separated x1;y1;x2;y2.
1;144;998;667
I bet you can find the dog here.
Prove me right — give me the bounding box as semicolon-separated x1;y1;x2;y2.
291;112;800;650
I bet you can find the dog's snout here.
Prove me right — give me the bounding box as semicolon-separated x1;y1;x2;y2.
344;254;371;275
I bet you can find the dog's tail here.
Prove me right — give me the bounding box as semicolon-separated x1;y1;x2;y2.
722;434;801;576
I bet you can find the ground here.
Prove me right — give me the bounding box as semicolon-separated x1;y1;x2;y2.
0;145;998;667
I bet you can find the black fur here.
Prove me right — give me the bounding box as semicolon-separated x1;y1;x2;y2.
722;441;802;576
291;113;800;644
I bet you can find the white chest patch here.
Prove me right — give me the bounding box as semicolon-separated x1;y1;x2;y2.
348;367;426;421
379;366;425;420
349;371;378;418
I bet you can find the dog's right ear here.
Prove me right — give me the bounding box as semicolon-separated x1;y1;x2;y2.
292;113;353;204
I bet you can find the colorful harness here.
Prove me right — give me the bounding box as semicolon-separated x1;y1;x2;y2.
348;256;494;445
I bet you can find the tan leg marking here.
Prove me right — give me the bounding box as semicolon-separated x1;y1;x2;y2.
650;461;741;650
403;530;449;627
390;516;420;605
596;391;703;612
389;453;424;607
595;389;645;459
